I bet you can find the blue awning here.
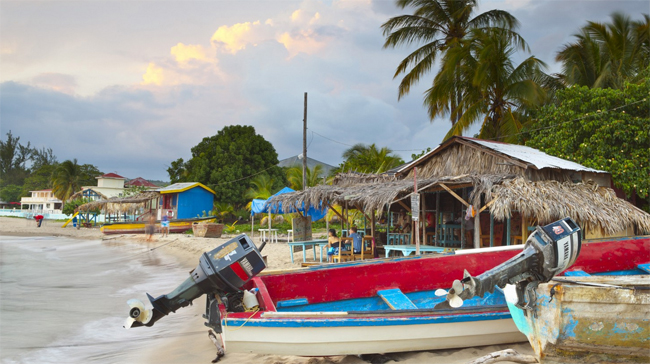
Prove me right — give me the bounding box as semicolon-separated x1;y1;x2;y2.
251;187;327;222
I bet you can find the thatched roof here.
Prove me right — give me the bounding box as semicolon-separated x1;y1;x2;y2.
490;178;650;235
271;173;650;235
78;192;160;214
270;173;515;214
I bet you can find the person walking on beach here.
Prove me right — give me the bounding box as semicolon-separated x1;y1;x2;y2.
145;214;156;242
161;211;171;237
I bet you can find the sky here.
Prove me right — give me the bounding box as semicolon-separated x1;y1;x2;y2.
1;0;647;181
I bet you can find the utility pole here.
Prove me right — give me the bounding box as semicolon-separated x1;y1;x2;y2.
302;92;307;191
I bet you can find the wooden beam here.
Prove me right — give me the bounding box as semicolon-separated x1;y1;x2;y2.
479;198;497;213
327;203;344;220
439;183;469;207
397;200;411;212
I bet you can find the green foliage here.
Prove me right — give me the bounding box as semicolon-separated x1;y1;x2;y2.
0;184;23;203
0;131;33;186
523;78;649;199
169;125;287;205
411;148;432;161
213;201;235;223
62;198;97;215
557;12;649;89
285;165;325;190
51;159;103;202
382;0;524;126
336;143;404;174
21;164;57;197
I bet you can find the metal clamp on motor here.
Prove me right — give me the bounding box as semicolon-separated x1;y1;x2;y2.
124;234;266;330
434;217;581;312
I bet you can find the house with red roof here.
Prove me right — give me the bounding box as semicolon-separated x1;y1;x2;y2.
125;177;158;188
20;189;63;213
80;173;127;199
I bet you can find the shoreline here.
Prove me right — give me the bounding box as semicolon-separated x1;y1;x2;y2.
0;217;533;363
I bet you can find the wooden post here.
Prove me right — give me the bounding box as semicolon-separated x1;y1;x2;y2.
302;92;307;191
474;200;481;249
435;191;440;246
490;213;494;247
522;215;527;244
251;213;254;239
506;217;511;246
414;168;420;255
460;188;466;249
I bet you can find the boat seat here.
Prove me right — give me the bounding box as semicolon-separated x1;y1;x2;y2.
377;288;417;310
638;263;650;274
564;270;591;276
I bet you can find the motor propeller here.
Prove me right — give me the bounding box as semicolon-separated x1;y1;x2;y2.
434;217;582;311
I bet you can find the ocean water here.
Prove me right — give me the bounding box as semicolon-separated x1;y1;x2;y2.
0;236;203;364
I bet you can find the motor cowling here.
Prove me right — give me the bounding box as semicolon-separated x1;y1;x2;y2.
124;234;266;329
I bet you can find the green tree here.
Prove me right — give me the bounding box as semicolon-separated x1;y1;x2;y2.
557;12;649;89
285;165;324;190
523;76;649;204
167;158;188;184
21;164;58;197
173;125;286;205
382;0;524;125
337;143;404;174
0;131;33;186
0;185;22;203
51;159;103;202
441;28;548;141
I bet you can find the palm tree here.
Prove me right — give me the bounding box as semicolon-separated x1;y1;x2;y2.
440;28;548;141
244;174;275;211
286;165;324;191
557;12;649;89
382;0;524;125
51;159;83;202
213;201;234;223
338;144;404;174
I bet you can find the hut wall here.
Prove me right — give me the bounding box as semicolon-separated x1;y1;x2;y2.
176;187;214;219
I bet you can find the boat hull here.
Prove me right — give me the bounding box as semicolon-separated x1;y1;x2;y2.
100;217;216;234
506;275;650;363
224;312;524;355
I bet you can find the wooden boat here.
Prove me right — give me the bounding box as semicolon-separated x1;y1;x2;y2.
220;236;650;356
100;216;216;235
504;270;650;364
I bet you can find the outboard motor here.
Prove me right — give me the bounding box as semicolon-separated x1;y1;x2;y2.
434;217;581;311
124;234;266;329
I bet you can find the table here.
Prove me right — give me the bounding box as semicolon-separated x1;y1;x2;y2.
258;228;279;243
288;239;329;264
383;245;456;258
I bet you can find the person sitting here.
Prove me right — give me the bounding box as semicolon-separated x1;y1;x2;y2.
326;229;344;262
350;226;363;253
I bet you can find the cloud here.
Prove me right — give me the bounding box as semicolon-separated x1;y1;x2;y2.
31;73;78;94
170;43;213;65
210;21;262;54
277;30;326;58
141;63;165;86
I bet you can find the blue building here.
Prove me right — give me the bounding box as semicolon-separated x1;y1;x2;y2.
155;182;215;219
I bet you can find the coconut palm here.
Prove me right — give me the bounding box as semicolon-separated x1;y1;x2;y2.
557;12;649;89
244;174;275;211
337;144;404;174
440;28;548;142
286;165;324;191
51;159;83;203
382;0;524;125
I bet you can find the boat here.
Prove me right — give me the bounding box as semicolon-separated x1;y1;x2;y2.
504;272;650;364
100;216;216;235
123;225;650;357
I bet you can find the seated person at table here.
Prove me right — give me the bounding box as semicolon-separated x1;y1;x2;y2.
350;226;363;253
326;229;345;262
426;212;436;233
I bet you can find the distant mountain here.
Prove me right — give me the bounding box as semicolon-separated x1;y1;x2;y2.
277;156;336;177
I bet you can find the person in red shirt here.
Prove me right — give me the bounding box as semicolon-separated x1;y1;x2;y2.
34;214;44;227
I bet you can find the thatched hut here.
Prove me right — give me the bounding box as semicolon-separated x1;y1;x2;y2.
271;136;650;251
78;192;161;222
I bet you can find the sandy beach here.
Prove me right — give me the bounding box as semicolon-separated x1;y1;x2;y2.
0;217;533;363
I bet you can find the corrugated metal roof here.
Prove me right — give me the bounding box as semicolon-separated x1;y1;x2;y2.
155;182;216;195
468;138;606;173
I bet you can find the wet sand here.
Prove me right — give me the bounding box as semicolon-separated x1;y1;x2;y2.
0;217;533;363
